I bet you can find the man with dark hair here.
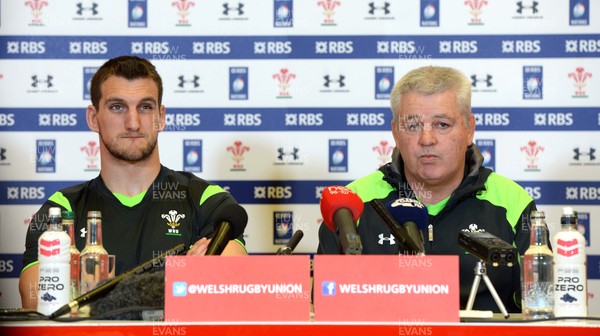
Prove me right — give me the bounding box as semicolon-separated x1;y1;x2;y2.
318;66;537;313
19;56;247;309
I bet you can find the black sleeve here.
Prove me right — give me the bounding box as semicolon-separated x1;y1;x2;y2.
316;223;342;254
22;201;69;272
195;191;246;246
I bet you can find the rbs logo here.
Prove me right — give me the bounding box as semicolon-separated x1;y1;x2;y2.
254;186;292;199
39;114;77;127
166;114;201;127
7;41;46;54
254;41;292;54
316;41;353;54
0;114;15;127
440;40;478;53
193;42;231;54
534;113;573;127
69;41;108;54
267;186;292;199
285;113;323;126
7;187;46;200
224;113;262;127
575;39;600;53
132;42;172;54
503;40;541;53
0;259;14;273
347;113;385;126
525;187;541;200
474;113;510;126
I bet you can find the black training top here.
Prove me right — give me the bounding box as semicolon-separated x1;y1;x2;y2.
23;165;245;275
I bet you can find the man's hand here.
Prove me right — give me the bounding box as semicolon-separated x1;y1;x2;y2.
186;237;247;256
187;237;210;256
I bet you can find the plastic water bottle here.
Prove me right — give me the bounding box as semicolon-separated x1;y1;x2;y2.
521;210;554;319
37;207;71;316
79;211;109;295
61;210;80;301
553;207;588;317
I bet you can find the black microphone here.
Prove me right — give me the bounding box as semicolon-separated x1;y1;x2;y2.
403;221;425;255
205;203;248;256
276;230;304;255
90;270;165;320
386;198;428;255
49;244;186;319
369;199;423;254
320;186;365;255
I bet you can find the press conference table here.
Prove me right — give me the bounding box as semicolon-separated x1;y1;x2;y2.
2;318;600;336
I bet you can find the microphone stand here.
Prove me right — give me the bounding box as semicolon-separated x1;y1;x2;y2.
465;258;510;319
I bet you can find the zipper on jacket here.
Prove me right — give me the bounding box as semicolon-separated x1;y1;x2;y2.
427;224;434;242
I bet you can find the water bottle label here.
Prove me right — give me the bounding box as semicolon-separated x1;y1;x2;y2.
37;263;70;315
555;264;587;308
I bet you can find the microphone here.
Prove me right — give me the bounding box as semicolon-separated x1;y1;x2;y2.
90;270;165;320
368;198;423;255
386;198;428;254
320;186;364;255
49;243;186;319
205;203;248;256
276;230;304;255
403;221;425;254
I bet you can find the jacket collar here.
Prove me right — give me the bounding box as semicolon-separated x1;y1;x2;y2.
379;144;487;198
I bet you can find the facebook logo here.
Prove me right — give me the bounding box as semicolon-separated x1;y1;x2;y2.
172;282;188;296
321;281;336;296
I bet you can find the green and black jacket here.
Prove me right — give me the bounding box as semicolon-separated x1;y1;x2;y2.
22;165;245;276
318;145;537;313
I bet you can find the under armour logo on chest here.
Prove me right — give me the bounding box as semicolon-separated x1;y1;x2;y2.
378;233;396;245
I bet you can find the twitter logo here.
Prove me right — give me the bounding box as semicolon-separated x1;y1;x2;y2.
173;282;188;296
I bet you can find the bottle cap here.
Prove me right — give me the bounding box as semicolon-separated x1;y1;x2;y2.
563;207;575;216
561;207;578;225
87;210;102;219
61;210;74;220
530;210;545;219
48;207;61;217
